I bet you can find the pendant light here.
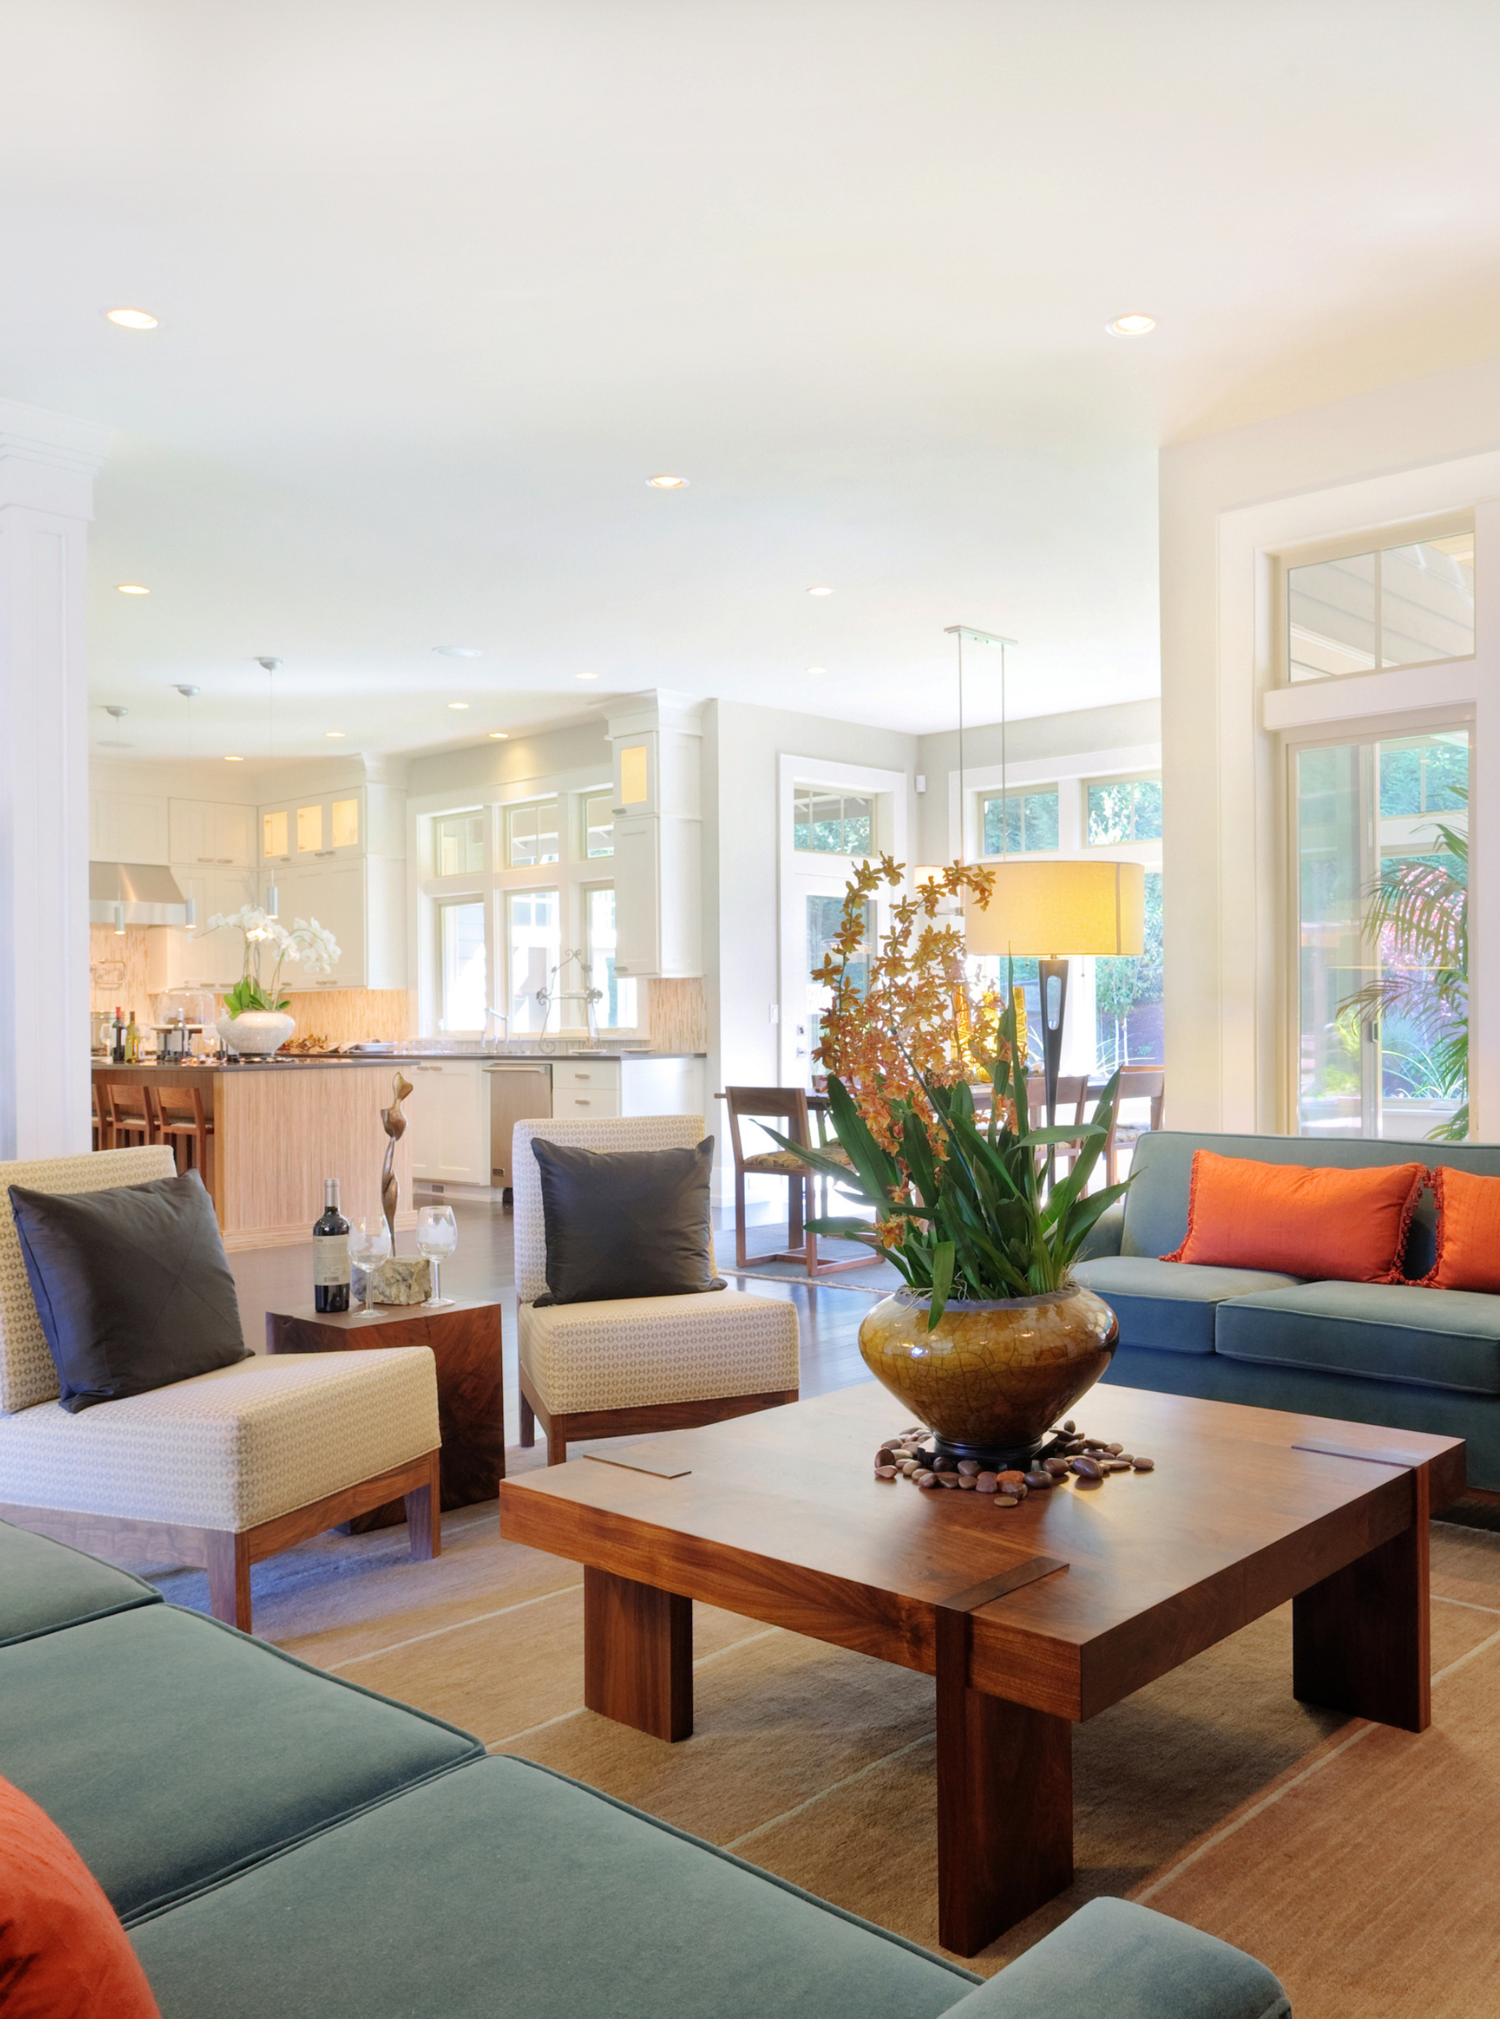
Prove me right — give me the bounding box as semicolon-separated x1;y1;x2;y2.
257;658;282;917
949;626;1145;1127
176;685;201;925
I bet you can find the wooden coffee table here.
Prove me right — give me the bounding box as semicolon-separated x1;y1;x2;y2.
499;1382;1463;1955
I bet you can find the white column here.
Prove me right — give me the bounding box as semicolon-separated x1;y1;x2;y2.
0;400;109;1159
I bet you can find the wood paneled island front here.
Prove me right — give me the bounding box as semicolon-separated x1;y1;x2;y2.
92;1061;418;1250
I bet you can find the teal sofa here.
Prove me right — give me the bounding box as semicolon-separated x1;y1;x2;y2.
1077;1130;1500;1489
0;1519;1288;2019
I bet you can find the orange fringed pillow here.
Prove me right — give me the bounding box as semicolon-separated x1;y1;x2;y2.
1423;1166;1500;1292
0;1772;161;2018
1162;1149;1425;1283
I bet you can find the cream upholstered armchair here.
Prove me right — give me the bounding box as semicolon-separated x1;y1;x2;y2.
514;1115;799;1465
0;1146;442;1634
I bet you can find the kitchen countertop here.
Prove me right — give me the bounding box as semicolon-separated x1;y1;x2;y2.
93;1051;706;1071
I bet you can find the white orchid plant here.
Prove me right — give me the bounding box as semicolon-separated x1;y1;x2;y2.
203;905;341;1015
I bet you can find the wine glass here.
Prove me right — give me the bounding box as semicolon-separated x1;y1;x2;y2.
415;1205;458;1307
347;1219;391;1317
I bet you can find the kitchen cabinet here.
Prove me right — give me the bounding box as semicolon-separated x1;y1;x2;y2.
89;792;170;866
260;790;365;865
407;1060;490;1185
551;1056;620;1119
150;865;259;991
608;702;703;979
168;799;253;868
258;856;405;989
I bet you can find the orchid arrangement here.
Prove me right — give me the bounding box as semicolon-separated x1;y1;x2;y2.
775;860;1127;1327
203;905;341;1015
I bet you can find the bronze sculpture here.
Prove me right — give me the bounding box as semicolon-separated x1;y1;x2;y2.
380;1072;413;1250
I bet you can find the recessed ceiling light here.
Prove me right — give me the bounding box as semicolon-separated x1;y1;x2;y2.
433;645;483;658
447;701;470;710
1105;313;1156;337
106;308;158;330
807;665;826;675
488;731;509;740
576;671;598;681
117;583;150;595
223;754;244;763
325;731;346;739
647;475;688;489
807;585;833;596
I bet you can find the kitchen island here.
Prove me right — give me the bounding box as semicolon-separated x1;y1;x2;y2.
92;1059;418;1250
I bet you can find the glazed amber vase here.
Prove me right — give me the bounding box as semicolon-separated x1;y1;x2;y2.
857;1284;1119;1470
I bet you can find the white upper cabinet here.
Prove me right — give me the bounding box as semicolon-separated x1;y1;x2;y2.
260;791;364;865
607;702;704;978
168;799;253;866
89;792;170;865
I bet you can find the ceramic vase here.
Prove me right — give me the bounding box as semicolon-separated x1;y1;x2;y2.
857;1283;1119;1470
215;1011;295;1057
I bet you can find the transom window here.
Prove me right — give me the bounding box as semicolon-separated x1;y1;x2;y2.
1287;531;1474;683
793;788;873;855
505;799;560;868
980;788;1059;855
583;791;614;858
434;811;484;876
1087;777;1162;845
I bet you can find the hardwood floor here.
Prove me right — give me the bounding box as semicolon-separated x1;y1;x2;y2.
229;1193;876;1469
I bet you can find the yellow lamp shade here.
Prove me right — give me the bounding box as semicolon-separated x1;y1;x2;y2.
963;859;1145;958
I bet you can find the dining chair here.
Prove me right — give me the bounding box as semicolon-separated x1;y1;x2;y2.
722;1087;864;1277
1104;1069;1166;1186
1025;1074;1091;1174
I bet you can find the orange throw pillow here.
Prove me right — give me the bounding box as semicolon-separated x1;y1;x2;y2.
1424;1166;1500;1292
1162;1149;1424;1283
0;1773;161;2018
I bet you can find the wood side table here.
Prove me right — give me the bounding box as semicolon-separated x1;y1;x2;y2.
267;1298;505;1518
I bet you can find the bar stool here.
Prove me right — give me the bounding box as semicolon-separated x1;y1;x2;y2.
154;1083;214;1180
97;1081;158;1150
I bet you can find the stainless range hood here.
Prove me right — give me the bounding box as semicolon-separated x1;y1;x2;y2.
89;862;191;927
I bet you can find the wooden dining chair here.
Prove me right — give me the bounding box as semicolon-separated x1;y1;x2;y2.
1104;1069;1165;1186
154;1082;215;1182
1024;1074;1091;1174
722;1087;865;1278
96;1081;158;1150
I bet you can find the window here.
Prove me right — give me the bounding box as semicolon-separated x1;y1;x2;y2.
584;883;638;1028
506;888;559;1033
1086;777;1162;845
1094;871;1164;1068
583;792;614;859
437;899;487;1032
980;788;1059;855
505;799;560;868
1286;532;1474;682
435;811;485;877
793;788;874;855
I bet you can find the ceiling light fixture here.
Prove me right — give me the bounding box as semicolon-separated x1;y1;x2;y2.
173;684;200;698
575;672;598;681
447;701;470;711
117;583;150;595
488;731;509;740
1105;313;1156;337
325;731;346;739
106;308;158;330
647;475;688;489
807;585;833;596
433;645;483;658
223;754;244;763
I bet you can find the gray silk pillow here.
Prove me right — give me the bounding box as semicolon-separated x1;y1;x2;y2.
531;1138;726;1306
8;1171;249;1412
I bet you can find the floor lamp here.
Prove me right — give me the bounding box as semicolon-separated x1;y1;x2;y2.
964;860;1146;1126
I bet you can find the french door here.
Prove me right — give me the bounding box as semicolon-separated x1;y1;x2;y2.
1293;727;1468;1140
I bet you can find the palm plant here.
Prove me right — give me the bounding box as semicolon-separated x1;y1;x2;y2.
1337;794;1468;1141
774;860;1128;1329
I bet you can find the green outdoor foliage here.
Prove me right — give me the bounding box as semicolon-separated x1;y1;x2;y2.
777;996;1127;1330
1338;791;1468;1142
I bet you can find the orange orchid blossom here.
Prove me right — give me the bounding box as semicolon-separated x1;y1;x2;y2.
812;858;1021;1168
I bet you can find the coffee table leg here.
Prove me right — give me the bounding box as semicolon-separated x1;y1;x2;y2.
583;1565;693;1741
935;1607;1073;1955
1292;1466;1430;1733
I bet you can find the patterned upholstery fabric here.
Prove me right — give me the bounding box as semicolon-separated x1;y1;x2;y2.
518;1293;798;1414
0;1148;179;1414
0;1350;439;1531
512;1115;798;1413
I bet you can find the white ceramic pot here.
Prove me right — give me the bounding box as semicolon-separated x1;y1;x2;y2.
216;1011;295;1057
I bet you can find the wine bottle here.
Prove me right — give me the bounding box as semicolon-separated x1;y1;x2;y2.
112;1007;126;1065
313;1179;352;1312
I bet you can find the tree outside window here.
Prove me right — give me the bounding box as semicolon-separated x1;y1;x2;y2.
1094;871;1163;1066
980;789;1058;854
1087;777;1162;845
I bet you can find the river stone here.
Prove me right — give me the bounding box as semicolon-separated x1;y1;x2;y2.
358;1256;433;1306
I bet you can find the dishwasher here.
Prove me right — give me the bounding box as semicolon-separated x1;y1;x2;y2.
484;1063;553;1201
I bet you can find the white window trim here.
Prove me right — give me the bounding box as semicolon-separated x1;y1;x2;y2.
949;743;1162;864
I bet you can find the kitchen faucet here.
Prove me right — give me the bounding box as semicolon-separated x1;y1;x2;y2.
482;1006;509;1051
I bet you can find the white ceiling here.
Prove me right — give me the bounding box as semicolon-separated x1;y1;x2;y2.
4;1;1500;763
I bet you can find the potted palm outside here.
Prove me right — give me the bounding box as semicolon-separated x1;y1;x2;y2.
780;859;1129;1471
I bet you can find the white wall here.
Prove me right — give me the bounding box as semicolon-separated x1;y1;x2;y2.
1160;354;1500;1137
